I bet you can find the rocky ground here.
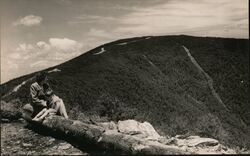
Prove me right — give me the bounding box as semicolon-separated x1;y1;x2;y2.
1;119;88;155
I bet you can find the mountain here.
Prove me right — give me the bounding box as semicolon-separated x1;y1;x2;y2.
1;35;249;148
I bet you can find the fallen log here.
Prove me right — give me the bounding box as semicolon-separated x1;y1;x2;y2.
38;115;188;155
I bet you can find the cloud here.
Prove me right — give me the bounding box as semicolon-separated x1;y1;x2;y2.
13;15;43;26
49;38;83;52
30;60;50;68
87;28;112;38
9;52;30;60
9;53;21;59
7;38;84;70
113;0;248;38
69;15;117;25
10;43;34;60
37;41;51;51
15;43;34;52
73;15;116;22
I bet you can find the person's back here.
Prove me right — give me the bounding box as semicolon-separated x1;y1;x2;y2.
30;82;45;104
30;72;48;117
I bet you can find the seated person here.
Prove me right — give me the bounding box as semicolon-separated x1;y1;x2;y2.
30;72;49;118
32;84;68;122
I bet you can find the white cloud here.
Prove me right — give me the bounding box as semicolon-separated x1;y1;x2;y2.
29;60;59;72
49;38;83;52
113;0;248;38
30;60;49;68
74;15;116;21
37;41;51;51
7;38;84;70
87;28;111;38
9;53;22;59
16;43;34;52
14;38;83;59
10;43;34;60
69;15;117;25
14;15;43;26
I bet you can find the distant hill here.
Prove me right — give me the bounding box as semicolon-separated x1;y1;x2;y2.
1;35;249;148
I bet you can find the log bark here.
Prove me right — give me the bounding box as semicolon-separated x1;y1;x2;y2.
31;115;188;155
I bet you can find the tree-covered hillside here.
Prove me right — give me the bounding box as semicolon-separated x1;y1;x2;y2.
1;35;249;148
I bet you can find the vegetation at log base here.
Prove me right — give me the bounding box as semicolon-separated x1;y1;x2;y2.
1;35;249;149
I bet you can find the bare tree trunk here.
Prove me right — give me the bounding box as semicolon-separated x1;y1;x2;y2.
34;115;188;155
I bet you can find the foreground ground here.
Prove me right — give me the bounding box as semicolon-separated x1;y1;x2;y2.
1;120;88;155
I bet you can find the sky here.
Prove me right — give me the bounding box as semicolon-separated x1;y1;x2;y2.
1;0;249;84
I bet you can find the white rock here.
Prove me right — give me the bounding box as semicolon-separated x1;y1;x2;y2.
58;143;71;150
117;120;161;141
22;143;33;147
48;68;61;73
139;121;161;140
176;135;218;147
99;121;117;130
48;138;56;142
118;120;142;135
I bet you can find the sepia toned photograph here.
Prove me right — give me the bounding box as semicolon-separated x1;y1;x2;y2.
1;0;249;155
